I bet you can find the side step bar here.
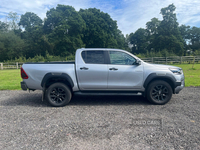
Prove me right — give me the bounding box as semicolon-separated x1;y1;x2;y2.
74;91;143;96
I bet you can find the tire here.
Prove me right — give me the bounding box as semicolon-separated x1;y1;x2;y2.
46;82;72;107
147;80;172;105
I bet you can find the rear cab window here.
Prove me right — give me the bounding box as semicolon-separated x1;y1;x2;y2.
81;50;106;64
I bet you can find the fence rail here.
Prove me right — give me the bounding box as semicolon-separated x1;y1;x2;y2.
0;62;23;70
1;56;200;70
142;56;200;64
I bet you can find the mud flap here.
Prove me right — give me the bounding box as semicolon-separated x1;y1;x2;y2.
42;87;46;101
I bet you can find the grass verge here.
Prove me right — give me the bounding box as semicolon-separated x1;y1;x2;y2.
173;64;200;87
0;69;21;90
0;63;199;90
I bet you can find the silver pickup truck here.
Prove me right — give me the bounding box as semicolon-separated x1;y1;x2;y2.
21;48;184;107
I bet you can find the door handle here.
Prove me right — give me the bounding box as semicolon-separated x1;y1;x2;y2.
80;67;88;70
109;68;118;71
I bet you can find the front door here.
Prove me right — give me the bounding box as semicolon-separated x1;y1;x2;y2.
107;51;143;89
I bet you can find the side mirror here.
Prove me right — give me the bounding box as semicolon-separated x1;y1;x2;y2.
134;59;141;65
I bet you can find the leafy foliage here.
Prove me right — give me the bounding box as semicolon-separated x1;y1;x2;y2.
0;4;200;62
0;31;25;61
129;28;148;54
18;12;43;32
6;12;20;30
44;5;86;56
128;4;188;57
0;21;9;32
79;8;127;49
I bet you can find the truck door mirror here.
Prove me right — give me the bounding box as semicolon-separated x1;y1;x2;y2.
133;59;141;65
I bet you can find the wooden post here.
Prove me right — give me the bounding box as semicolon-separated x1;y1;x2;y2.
192;56;195;69
152;57;153;63
0;63;3;70
16;62;18;69
180;56;182;64
166;57;167;65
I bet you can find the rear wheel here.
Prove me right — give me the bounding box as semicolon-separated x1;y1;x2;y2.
46;83;71;107
147;80;172;105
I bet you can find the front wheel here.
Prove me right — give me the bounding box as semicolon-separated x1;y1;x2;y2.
46;83;72;107
147;80;172;105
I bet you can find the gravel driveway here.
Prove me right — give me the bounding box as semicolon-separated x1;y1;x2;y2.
0;87;200;150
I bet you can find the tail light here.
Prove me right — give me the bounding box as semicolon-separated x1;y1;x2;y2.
21;67;28;79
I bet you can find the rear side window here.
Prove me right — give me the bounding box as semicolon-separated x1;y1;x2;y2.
81;51;105;64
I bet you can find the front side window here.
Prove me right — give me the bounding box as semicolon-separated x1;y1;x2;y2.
109;51;136;65
81;50;105;64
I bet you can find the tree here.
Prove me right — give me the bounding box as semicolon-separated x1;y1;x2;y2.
157;4;184;55
127;4;185;56
0;13;25;61
128;28;148;54
0;31;25;61
146;18;160;35
44;5;86;56
116;29;129;50
18;12;43;32
179;25;190;42
79;8;126;49
188;27;200;51
146;18;161;52
6;12;19;30
179;25;191;54
18;12;45;58
0;21;9;32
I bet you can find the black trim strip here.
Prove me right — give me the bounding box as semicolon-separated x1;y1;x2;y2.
74;91;142;96
143;73;177;88
41;73;74;88
24;62;75;64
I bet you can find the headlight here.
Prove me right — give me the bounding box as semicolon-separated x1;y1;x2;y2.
169;68;183;75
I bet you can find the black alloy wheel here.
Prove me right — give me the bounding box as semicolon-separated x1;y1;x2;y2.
151;85;169;101
46;83;71;107
147;80;172;105
50;87;66;103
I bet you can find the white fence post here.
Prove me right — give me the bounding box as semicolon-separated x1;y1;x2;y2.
16;62;18;69
0;63;3;70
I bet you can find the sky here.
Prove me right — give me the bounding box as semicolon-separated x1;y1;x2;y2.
0;0;200;35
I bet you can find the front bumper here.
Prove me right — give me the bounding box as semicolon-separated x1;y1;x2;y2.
21;81;28;91
175;80;185;94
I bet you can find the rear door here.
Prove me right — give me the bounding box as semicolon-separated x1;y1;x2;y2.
76;50;108;90
107;51;143;89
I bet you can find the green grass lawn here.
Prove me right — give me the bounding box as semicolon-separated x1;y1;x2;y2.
0;64;200;90
0;69;22;90
173;63;200;87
